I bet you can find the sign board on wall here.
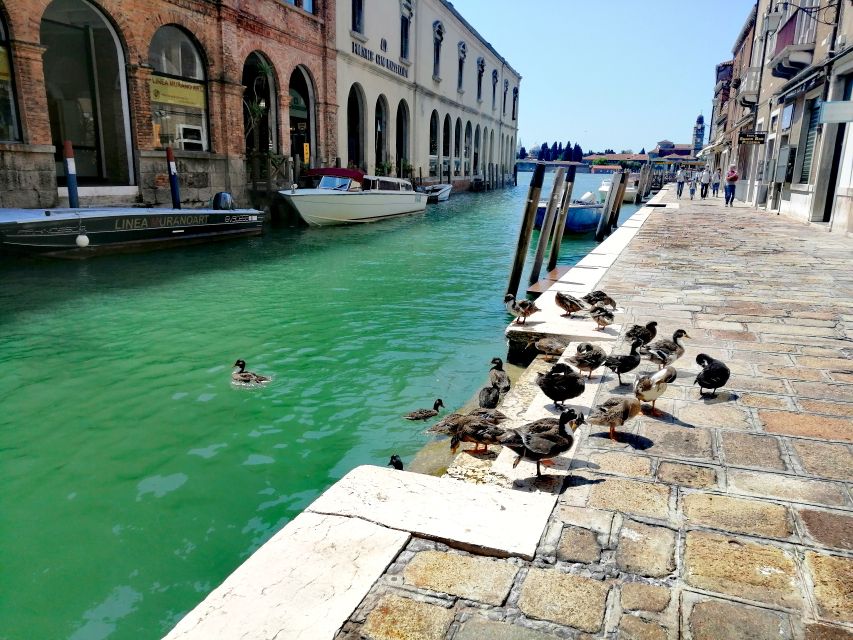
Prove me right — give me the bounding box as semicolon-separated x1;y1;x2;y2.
738;131;766;144
149;75;206;109
819;101;853;124
303;143;310;165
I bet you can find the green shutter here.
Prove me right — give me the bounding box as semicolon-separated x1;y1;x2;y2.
799;99;821;183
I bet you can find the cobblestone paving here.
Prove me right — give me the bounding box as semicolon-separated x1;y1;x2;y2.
336;191;853;639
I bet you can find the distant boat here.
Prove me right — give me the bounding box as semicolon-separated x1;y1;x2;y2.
0;194;264;258
278;168;427;227
535;192;603;234
597;173;640;203
419;183;452;203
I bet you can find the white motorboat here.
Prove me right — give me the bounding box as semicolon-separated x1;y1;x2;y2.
420;183;452;203
597;173;640;204
279;168;426;226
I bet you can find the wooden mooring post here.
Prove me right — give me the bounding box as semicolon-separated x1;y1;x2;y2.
529;167;566;285
546;164;577;272
594;170;624;242
506;162;545;297
609;169;630;230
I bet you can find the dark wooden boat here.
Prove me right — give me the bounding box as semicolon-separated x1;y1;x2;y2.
0;197;264;258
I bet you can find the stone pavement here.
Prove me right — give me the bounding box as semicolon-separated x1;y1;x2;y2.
334;188;853;640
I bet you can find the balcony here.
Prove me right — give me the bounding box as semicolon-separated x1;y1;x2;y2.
770;12;815;79
738;67;760;107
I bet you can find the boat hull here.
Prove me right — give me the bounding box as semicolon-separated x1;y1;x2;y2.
0;208;264;258
534;203;602;234
279;189;427;226
422;184;452;203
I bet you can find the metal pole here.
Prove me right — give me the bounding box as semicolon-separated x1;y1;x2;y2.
529;167;565;285
166;146;181;209
63;141;79;208
547;164;577;272
507;162;545;297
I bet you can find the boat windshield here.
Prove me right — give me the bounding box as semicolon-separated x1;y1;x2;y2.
318;176;353;191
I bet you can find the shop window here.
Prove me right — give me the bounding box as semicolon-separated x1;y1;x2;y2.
352;0;364;34
476;57;484;102
799;98;821;183
432;21;444;80
149;26;208;152
0;17;21;142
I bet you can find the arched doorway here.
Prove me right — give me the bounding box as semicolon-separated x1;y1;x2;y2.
464;121;472;177
289;66;315;167
395;100;409;178
473;125;481;176
243;52;277;183
428;110;439;177
346;84;365;170
442;114;451;180
375;94;388;173
41;0;133;185
453;118;462;176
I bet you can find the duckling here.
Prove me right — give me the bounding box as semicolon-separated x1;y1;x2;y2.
499;409;585;477
232;359;271;385
582;290;617;309
625;321;658;345
634;366;677;415
387;455;404;470
640;329;690;368
489;357;511;393
504;293;541;325
590;303;615;331
603;339;643;384
588;396;642;440
567;342;607;379
695;353;731;398
555;292;585;318
450;420;507;454
478;383;500;409
536;362;586;408
403;398;445;420
427;408;508;436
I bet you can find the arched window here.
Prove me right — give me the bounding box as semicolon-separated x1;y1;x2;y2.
457;41;466;92
502;79;508;115
442;114;451;177
491;70;498;110
476;57;485;102
149;26;208;151
428;110;439;177
400;0;412;60
0;15;20;142
512;87;518;121
453;118;461;176
432;21;444;80
464;121;472;176
352;0;364;33
375;95;388;171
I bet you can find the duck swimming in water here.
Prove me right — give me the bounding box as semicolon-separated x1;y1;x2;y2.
403;398;445;420
387;455;404;470
695;354;731;398
232;360;271;385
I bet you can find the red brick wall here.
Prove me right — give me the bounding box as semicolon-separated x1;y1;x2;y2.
0;0;338;207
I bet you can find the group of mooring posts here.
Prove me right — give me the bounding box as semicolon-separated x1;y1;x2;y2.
62;141;184;209
506;162;579;297
594;169;630;242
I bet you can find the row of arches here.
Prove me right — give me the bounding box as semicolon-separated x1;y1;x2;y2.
346;83;410;176
428;111;515;180
1;0;321;188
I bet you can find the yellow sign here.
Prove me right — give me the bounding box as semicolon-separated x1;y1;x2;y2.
0;48;10;83
149;75;205;109
303;143;310;165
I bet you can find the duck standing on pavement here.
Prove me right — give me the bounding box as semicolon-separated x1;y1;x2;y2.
587;397;642;441
504;294;541;325
536;362;586;408
695;354;731;397
640;329;690;368
567;342;607;379
590;303;615;331
634;366;677;415
555;292;585;318
625;321;658;345
499;409;585;477
582;290;617;309
603;339;643;384
489;357;511;393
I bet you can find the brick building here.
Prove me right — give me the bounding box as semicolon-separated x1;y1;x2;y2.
0;0;337;209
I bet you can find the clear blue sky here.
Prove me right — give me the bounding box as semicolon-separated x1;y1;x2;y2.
452;0;753;153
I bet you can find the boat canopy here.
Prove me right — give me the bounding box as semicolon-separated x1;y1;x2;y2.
305;167;365;182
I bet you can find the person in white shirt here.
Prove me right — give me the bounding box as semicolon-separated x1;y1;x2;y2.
675;168;685;198
699;167;711;199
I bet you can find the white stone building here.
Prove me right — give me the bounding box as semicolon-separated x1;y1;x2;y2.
336;0;521;187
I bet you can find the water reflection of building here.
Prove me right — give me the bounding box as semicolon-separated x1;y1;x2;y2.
337;0;521;188
0;0;336;209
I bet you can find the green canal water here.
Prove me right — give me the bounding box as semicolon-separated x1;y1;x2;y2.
0;172;636;639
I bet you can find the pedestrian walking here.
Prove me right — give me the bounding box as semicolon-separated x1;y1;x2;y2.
724;165;738;207
711;169;721;197
688;175;697;200
700;167;711;199
675;167;685;198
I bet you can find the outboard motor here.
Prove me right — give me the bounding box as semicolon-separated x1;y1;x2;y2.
211;192;235;210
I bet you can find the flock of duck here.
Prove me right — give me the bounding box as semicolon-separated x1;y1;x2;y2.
398;290;732;478
231;288;732;479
